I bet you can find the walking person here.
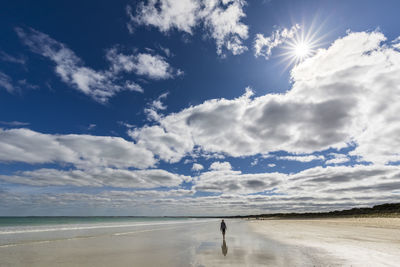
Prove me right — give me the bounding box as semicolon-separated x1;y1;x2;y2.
220;219;227;239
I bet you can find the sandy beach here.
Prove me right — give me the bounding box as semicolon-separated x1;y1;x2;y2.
1;218;399;266
251;217;400;266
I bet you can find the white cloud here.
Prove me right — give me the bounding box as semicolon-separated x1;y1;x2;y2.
392;36;400;49
129;0;200;34
15;27;143;103
285;165;400;201
124;81;144;93
106;48;179;80
254;24;300;59
0;72;16;93
192;163;204;171
195;168;281;194
0;121;30;126
118;121;136;129
0;189;195;216
278;155;325;162
0;168;190;188
325;153;350;165
129;31;400;165
209;161;232;171
159;46;172;57
144;108;162;122
184;159;192;164
129;124;194;163
267;163;276;167
135;53;171;78
0;128;156;169
144;92;169;121
128;0;249;56
201;0;249;56
1;164;399;215
152;92;169;110
0;50;26;65
4;29;400;215
0;72;34;93
16;28;180;102
87;124;96;130
193;164;400;209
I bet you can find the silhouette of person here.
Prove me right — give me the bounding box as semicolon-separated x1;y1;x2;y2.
220;219;227;239
221;239;228;256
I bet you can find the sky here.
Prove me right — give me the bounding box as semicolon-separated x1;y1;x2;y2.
1;0;400;216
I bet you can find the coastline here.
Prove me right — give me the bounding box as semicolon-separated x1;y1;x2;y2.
0;219;335;266
1;217;399;266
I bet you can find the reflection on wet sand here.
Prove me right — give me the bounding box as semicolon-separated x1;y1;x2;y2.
193;220;336;266
221;238;228;256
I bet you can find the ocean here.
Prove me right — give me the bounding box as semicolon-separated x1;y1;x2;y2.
0;217;214;247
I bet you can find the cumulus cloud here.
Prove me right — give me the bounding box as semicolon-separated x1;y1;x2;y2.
201;0;249;56
129;0;200;34
192;163;204;171
128;0;249;56
144;92;169;121
392;36;400;49
129;31;400;165
3;30;400;215
209;161;232;171
195;168;281;194
285;165;400;201
0;168;190;188
0;128;156;169
1;164;399;215
129;124;194;163
250;158;258;166
193;164;400;209
278;154;325;162
134;53;174;78
325;153;350;165
0;189;195;216
106;48;181;80
16;28;180;102
254;24;300;59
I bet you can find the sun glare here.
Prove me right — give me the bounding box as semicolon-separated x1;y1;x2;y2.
278;21;328;70
294;42;310;59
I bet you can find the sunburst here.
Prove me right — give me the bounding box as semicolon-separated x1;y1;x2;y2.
278;20;328;70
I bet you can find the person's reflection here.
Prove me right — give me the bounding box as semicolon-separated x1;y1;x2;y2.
221;238;228;256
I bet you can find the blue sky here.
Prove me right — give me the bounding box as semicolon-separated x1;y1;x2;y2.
1;0;400;216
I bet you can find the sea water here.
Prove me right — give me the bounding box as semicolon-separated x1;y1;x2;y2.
0;217;209;247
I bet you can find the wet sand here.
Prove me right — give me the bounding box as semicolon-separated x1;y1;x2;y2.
0;219;335;266
1;218;399;266
251;217;400;266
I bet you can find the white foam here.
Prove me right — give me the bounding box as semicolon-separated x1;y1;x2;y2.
0;219;216;235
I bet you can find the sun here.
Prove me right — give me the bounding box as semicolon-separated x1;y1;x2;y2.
278;22;327;69
283;36;318;66
294;42;311;59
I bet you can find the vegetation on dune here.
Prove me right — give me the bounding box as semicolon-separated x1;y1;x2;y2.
229;203;400;219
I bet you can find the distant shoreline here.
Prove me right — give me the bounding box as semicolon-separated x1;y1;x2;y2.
1;203;400;219
228;203;400;219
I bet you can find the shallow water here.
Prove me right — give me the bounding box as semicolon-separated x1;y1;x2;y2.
0;219;337;266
